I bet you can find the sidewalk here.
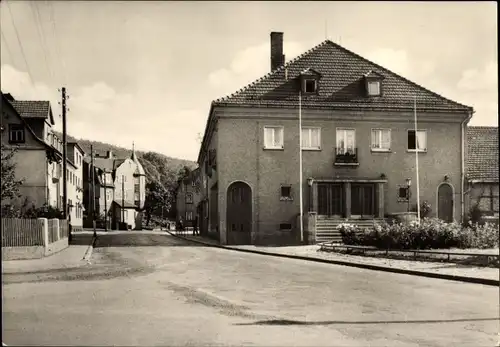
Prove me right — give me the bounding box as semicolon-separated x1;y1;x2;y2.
2;245;90;274
172;234;499;285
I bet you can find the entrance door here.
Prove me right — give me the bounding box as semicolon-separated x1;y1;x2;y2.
226;182;252;245
317;183;343;216
351;184;375;218
438;183;453;222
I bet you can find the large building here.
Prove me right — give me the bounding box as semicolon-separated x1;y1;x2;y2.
197;32;474;246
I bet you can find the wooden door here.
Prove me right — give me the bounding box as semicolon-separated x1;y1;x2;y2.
438;183;453;222
226;182;252;245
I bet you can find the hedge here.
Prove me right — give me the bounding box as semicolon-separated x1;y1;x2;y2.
338;218;499;250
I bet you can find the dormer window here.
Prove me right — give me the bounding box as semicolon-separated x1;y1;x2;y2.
304;79;317;94
299;68;321;95
367;81;381;96
364;70;384;97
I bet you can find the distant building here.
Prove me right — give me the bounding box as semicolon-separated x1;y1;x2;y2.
66;142;86;230
466;126;499;218
175;167;202;229
83;148;146;230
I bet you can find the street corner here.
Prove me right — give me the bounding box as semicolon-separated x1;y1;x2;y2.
2;245;91;275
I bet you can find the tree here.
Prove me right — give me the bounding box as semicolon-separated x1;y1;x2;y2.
144;179;171;226
1;144;23;202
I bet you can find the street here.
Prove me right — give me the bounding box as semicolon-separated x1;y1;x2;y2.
2;232;499;346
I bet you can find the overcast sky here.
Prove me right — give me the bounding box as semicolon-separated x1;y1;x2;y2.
1;1;497;161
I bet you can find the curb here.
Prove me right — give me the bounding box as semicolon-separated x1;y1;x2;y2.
166;231;499;287
82;235;97;262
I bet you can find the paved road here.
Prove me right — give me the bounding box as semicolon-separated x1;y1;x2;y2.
2;232;499;346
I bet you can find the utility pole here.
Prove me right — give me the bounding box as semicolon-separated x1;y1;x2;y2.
91;145;96;237
121;175;125;229
104;170;107;231
61;87;67;219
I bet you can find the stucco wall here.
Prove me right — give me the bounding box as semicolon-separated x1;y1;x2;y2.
114;159;138;205
215;107;465;245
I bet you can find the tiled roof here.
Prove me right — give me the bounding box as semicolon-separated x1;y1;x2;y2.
9;100;54;124
467;126;498;182
213;40;472;112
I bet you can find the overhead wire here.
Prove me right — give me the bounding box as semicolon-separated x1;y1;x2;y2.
1;29;14;63
47;0;68;86
30;1;54;82
5;0;36;86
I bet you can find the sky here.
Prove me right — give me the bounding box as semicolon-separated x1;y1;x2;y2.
1;1;497;161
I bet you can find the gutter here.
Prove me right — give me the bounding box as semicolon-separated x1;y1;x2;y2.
461;110;474;222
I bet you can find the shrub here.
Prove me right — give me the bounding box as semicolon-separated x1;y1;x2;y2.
411;200;432;219
338;223;363;245
21;204;64;219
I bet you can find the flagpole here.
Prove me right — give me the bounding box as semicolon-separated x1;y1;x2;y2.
414;95;421;223
299;90;304;243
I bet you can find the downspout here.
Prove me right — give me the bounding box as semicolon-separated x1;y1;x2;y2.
461;110;474;223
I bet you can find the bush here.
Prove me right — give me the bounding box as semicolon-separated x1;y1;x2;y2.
339;218;499;250
21;203;64;219
411;200;432;219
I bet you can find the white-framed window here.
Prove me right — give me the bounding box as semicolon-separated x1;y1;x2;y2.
367;81;381;96
264;126;284;149
303;79;317;94
186;193;193;204
407;129;427;152
371;129;391;151
301;127;321;150
106;191;111;201
336;128;356;154
186;211;193;221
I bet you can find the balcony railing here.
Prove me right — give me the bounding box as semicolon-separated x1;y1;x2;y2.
334;147;359;165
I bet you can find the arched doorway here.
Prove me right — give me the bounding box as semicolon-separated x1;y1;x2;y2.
437;183;454;222
226;181;252;245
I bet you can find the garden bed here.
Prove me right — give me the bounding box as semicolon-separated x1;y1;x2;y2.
320;245;499;268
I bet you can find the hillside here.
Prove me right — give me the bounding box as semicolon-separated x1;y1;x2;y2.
58;132;197;175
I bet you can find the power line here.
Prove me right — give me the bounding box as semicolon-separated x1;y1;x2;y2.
47;0;67;86
30;1;54;81
1;29;14;63
5;0;35;86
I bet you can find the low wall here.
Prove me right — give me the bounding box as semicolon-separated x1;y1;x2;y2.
2;246;45;261
1;218;69;260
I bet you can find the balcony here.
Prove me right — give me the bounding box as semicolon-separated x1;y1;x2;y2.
334;147;359;166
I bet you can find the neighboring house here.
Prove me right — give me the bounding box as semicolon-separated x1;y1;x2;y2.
175;167;202;228
83;149;146;230
197;32;474;246
1;92;63;209
66;142;86;230
465;126;499;218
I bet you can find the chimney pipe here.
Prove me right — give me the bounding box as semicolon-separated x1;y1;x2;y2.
107;150;113;159
270;32;285;71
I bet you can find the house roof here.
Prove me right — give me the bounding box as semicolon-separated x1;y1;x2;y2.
467;126;499;182
212;40;472;112
1;93;62;158
198;38;473;163
9;100;55;125
68;142;86;155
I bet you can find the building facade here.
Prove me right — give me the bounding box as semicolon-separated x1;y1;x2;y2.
83;148;146;230
197;32;474;246
1;93;63;210
465;126;499;219
175;167;202;228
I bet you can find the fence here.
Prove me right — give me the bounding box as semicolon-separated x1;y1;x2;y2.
2;218;69;247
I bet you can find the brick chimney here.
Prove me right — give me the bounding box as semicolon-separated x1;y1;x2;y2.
106;150;113;159
270;32;285;71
